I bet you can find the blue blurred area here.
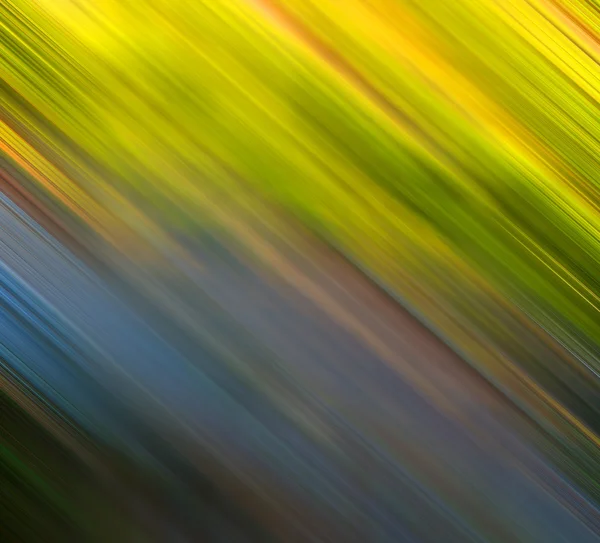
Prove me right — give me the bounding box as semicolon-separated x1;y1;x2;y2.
0;189;599;541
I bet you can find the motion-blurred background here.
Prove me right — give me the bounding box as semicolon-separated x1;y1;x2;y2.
1;0;600;541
